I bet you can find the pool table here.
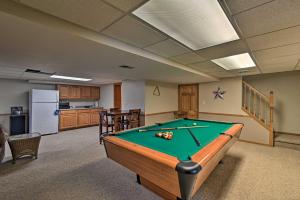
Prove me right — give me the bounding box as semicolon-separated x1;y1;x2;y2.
103;118;243;200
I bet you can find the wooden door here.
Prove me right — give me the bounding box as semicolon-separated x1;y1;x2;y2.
114;83;122;109
58;85;70;99
178;84;199;119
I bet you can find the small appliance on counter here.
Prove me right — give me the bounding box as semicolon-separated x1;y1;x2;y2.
59;102;70;109
11;106;23;115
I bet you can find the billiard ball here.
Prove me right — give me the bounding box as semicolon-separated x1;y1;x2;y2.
193;123;197;126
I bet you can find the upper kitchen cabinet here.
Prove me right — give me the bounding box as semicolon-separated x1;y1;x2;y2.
58;85;70;99
57;85;100;100
91;87;100;99
80;86;91;99
69;85;81;99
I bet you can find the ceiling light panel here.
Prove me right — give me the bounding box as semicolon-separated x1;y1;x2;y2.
133;0;239;50
211;53;256;70
50;75;91;81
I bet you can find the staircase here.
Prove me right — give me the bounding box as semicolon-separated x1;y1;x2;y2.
242;81;274;146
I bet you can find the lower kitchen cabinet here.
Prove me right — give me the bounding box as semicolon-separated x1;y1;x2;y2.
59;109;101;130
90;110;100;125
77;110;91;127
60;110;77;130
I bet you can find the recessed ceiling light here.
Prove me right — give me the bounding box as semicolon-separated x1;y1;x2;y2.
211;53;256;70
50;75;92;81
133;0;239;50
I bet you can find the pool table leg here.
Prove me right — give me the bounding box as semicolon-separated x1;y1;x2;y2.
136;174;141;184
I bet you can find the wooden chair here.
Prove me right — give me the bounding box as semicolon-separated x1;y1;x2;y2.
122;109;141;129
0;127;7;163
174;111;187;119
109;108;120;112
99;110;114;144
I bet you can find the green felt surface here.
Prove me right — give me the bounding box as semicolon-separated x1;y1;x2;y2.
115;119;235;161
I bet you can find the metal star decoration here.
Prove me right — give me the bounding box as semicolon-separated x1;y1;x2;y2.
213;87;226;100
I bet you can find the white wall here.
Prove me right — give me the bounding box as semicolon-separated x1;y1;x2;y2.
198;77;246;115
121;80;145;112
0;78;55;133
0;78;55;113
244;71;300;134
145;81;178;114
99;84;114;109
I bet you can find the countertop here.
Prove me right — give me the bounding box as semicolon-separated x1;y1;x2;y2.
59;107;102;111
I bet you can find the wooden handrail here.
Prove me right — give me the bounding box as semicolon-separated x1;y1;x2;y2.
242;81;268;101
242;81;274;146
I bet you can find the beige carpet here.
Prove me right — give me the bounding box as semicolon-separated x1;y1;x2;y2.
0;127;299;200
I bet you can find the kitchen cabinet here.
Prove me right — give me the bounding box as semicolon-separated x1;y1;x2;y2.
57;85;100;100
91;87;100;99
59;108;102;130
80;86;91;99
60;110;77;130
69;86;81;99
90;109;100;125
77;110;91;127
58;85;70;99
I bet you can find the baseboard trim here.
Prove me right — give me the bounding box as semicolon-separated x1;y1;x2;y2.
199;112;249;118
275;131;300;136
238;139;271;146
145;111;176;116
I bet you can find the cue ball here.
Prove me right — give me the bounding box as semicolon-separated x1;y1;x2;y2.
193;123;197;126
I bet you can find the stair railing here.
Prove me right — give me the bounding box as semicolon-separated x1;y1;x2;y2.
242;81;274;146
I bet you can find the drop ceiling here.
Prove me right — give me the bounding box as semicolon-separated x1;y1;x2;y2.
0;0;299;84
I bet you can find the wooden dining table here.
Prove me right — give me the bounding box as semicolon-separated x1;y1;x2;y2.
106;110;130;131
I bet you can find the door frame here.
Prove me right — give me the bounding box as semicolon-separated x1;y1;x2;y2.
178;84;199;114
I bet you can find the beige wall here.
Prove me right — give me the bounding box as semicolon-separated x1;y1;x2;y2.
145;81;178;114
144;81;178;125
99;84;114;109
198;77;246;115
199;113;270;145
244;71;300;135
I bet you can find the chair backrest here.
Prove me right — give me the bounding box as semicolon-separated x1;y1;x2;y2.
100;110;108;125
110;108;120;112
129;109;141;121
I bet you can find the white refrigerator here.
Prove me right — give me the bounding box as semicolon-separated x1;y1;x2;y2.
29;89;59;135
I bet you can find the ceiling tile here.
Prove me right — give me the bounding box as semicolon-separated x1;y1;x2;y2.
144;39;190;58
261;65;295;73
196;39;248;60
102;15;167;48
254;43;300;60
19;0;123;31
247;25;300;51
234;0;300;37
206;71;236;78
103;0;147;12
230;67;261;76
170;52;206;65
225;0;273;15
189;61;226;73
256;54;299;66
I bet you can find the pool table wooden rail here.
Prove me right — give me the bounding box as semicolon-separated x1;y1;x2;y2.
103;123;243;199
